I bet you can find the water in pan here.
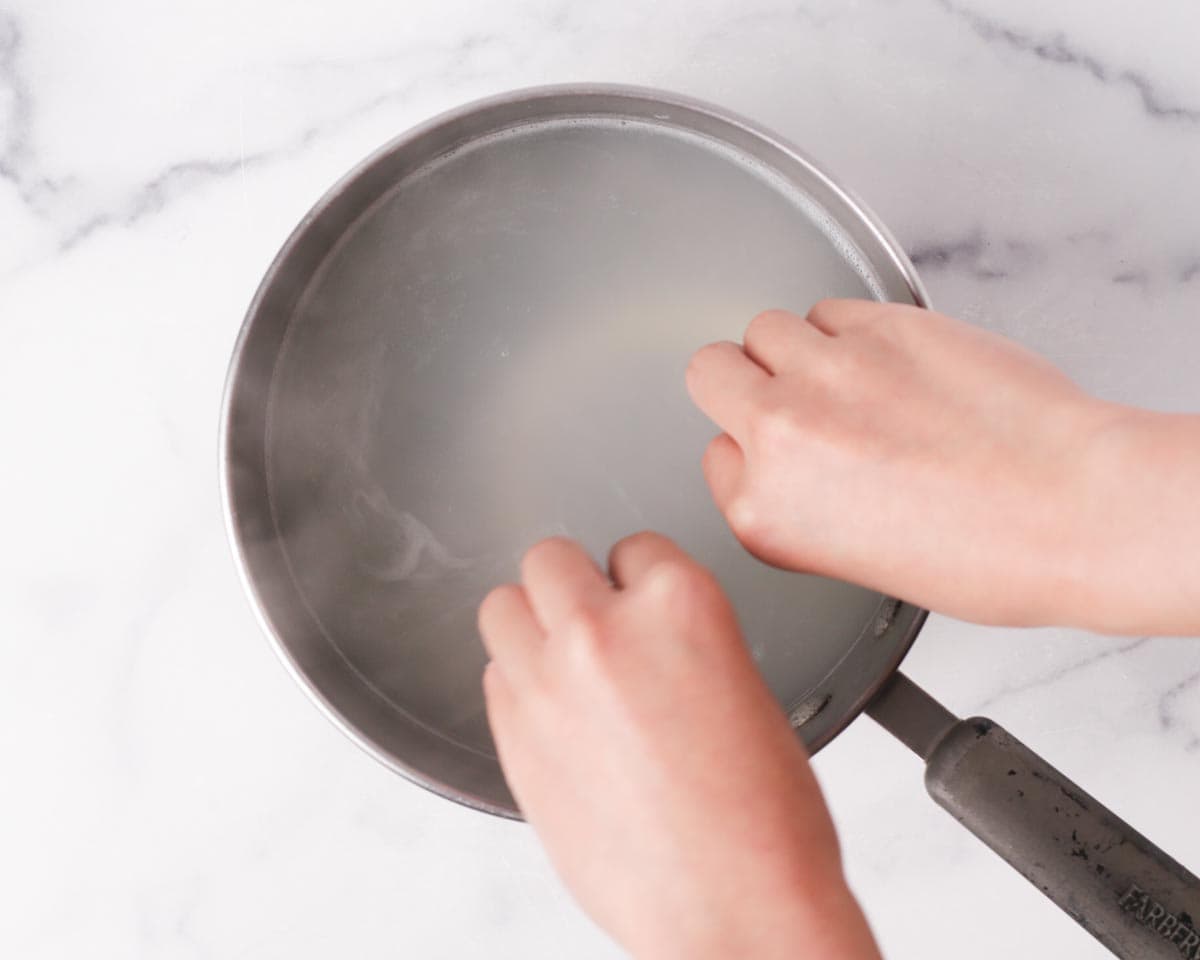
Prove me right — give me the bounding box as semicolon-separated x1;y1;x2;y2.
266;116;887;756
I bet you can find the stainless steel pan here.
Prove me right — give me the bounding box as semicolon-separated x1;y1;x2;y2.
221;85;1198;958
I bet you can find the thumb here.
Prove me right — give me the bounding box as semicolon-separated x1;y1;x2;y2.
701;433;745;516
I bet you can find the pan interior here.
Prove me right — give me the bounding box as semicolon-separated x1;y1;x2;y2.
263;111;898;771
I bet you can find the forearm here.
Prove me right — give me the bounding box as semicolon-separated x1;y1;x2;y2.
630;879;882;960
1063;405;1200;636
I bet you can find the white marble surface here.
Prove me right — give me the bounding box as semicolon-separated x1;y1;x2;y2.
2;1;1198;957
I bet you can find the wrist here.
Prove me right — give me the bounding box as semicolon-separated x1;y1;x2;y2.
629;876;880;960
1054;402;1200;635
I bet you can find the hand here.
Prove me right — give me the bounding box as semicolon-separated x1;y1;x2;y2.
479;533;881;960
686;300;1200;633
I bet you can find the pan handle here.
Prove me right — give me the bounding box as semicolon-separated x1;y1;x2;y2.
866;672;1200;959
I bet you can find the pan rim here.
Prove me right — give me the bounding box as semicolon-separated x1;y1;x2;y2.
220;82;931;818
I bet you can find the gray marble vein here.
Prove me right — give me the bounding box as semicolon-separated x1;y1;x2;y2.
4;28;520;270
0;10;64;212
55;156;265;254
10;100;347;267
937;0;1200;125
1158;669;1200;752
909;227;1200;293
975;636;1152;711
1111;268;1150;288
0;11;30;177
909;228;1044;281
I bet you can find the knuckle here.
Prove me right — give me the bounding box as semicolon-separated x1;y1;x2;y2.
642;561;725;626
521;536;570;574
561;606;606;650
609;530;664;574
726;494;764;542
828;334;889;387
825;342;867;380
878;308;926;346
751;404;804;452
614;529;662;555
888;302;924;325
559;606;615;675
809;297;881;337
702;433;735;475
686;341;734;391
477;583;517;631
806;298;840;325
643;557;692;593
746;308;786;339
685;341;719;377
481;660;508;703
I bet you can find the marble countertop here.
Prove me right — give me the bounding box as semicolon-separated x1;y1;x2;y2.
3;1;1198;957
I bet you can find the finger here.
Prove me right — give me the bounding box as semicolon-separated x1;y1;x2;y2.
608;531;696;589
804;298;888;336
481;660;518;764
685;341;769;442
481;662;534;817
702;433;745;514
520;537;610;633
478;583;544;679
482;659;515;717
743;309;828;373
